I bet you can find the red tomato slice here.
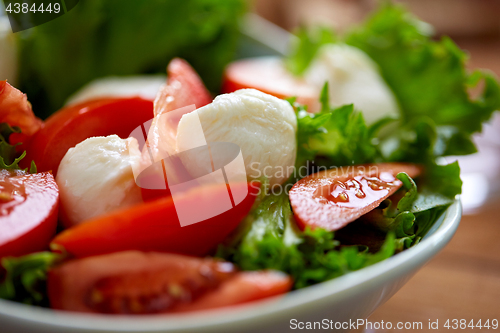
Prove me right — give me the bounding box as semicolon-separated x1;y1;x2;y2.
51;182;259;258
172;270;292;313
222;57;320;111
23;97;154;175
48;251;291;314
0;81;43;137
0;170;59;257
140;58;212;201
289;163;421;231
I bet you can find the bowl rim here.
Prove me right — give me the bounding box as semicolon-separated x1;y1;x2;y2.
0;200;462;332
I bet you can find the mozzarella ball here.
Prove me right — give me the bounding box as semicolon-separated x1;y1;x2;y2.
56;135;142;227
305;44;400;124
176;89;297;186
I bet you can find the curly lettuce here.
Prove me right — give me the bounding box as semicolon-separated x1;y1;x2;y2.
346;4;500;136
0;252;63;306
217;184;396;289
287;2;500;163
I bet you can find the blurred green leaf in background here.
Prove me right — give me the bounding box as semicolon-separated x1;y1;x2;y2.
16;0;246;118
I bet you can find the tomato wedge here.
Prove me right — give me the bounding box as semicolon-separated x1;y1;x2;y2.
48;251;292;314
172;270;292;313
51;182;259;258
23;97;154;175
222;57;320;111
289;163;421;231
0;170;59;257
154;58;212;117
140;58;212;202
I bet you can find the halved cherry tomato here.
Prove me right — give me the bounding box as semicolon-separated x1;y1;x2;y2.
51;182;259;258
0;81;43;150
0;170;58;257
289;163;421;231
222;57;320;111
140;58;212;201
154;58;212;117
48;251;292;314
172;270;293;313
24;58;212;176
22;97;154;175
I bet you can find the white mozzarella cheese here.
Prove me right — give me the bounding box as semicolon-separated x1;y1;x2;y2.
176;89;297;187
305;44;400;124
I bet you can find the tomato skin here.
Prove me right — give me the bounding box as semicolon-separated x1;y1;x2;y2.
289;163;421;232
172;270;293;313
0;80;43;137
222;57;320;111
0;170;59;257
48;251;291;314
138;58;212;202
51;182;259;258
24;59;211;175
155;58;212;116
47;251;236;313
22;98;154;175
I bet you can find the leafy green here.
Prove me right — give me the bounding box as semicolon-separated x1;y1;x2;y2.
356;174;418;250
358;166;459;251
222;2;480;290
29;160;37;174
345;4;500;136
293;83;386;168
285;26;336;77
422;161;462;198
4;1;486;305
0;123;22;169
344;3;500;159
286;3;500;162
217;185;396;289
0;252;63;306
17;0;247;117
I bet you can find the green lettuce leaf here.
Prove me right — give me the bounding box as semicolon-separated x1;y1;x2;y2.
345;3;500;159
285;26;336;76
345;4;500;136
357;166;459;251
0;123;22;169
286;3;500;162
0;252;63;306
225;2;476;289
293;83;385;168
422;160;462;198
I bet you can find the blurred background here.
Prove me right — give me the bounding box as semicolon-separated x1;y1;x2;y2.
252;0;500;331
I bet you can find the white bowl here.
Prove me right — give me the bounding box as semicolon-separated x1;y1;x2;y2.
0;200;461;333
